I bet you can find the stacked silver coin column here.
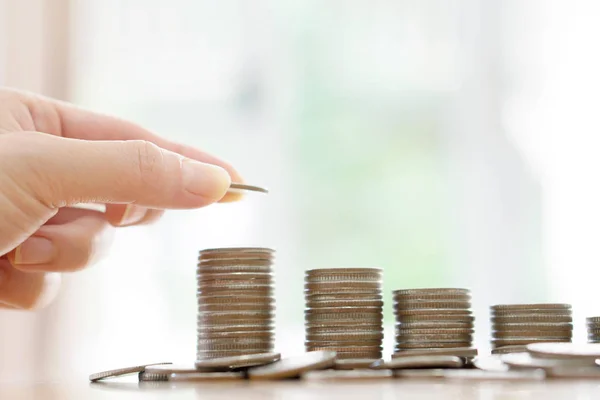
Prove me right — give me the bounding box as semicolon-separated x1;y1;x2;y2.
587;317;600;343
304;268;384;360
490;304;572;354
393;288;475;355
196;247;275;360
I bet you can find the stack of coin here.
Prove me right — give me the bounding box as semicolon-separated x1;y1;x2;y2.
490;304;572;354
304;268;383;360
586;317;600;343
196;247;275;360
393;288;475;355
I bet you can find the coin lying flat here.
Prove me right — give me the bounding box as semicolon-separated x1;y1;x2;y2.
472;355;509;372
442;369;545;381
374;355;463;370
170;372;245;381
526;343;600;360
392;347;478;359
89;362;172;382
194;352;280;370
228;183;269;194
333;358;381;370
500;352;593;369
303;369;392;381
247;351;336;380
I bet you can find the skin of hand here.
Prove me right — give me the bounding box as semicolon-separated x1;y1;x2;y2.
0;88;244;310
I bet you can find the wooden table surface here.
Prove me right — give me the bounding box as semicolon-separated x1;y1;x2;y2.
3;378;600;399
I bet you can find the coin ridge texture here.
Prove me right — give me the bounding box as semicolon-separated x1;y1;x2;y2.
89;362;172;382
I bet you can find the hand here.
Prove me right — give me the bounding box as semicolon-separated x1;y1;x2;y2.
0;88;242;310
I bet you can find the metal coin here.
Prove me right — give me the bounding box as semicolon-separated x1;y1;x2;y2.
194;352;281;370
472;355;509;372
586;316;600;324
197;331;273;339
394;309;473;316
492;338;571;347
395;334;473;342
492;322;572;331
306;300;384;308
333;358;381;370
392;347;477;359
305;293;383;302
492;309;572;317
138;371;169;382
306;345;382;353
491;303;571;311
493;330;572;339
200;247;274;255
375;355;463;370
304;281;382;291
335;351;383;360
306;332;384;342
396;321;474;330
396;314;475;323
393;288;470;297
491;315;572;324
198;257;273;266
197;338;271;346
306;326;384;334
198;304;273;312
500;352;594;369
305;273;382;283
393;300;471;309
198;272;273;280
395;328;474;336
305;313;382;322
491;345;529;354
196;349;275;359
170;372;245;381
305;341;382;348
247;351;336;380
303;369;392;380
395;342;472;350
393;293;471;302
306;268;382;276
228;183;269;194
305;306;382;314
526;342;600;360
89;362;172;382
197;295;274;305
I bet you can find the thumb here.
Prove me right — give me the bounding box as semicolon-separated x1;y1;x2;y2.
0;132;232;209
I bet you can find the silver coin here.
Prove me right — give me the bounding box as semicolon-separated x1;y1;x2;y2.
395;334;473;342
170;371;245;381
228;183;269;194
393;300;472;309
393;288;470;297
392;347;477;359
194;352;281;370
306;332;384;341
333;358;381;370
247;351;337;380
89;362;172;382
306;300;384;308
306;268;382;276
491;303;571;311
526;342;600;360
395;342;472;350
303;369;392;381
493;330;572;339
375;355;463;370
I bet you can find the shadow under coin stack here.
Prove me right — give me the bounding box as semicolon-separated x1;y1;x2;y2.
304;268;383;360
393;288;475;356
196;247;275;360
587;317;600;343
490;304;572;354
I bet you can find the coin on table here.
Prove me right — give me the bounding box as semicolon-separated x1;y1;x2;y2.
333;358;381;370
392;347;478;359
501;352;593;369
247;351;337;380
526;342;600;360
373;355;463;370
89;362;172;382
472;355;509;372
303;369;392;381
227;183;269;194
170;372;245;381
195;352;281;370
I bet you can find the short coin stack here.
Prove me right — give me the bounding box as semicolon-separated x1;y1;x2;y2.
304;268;383;360
586;317;600;343
393;288;475;356
196;247;275;360
490;304;572;354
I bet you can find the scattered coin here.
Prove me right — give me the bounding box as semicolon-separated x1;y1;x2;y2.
89;362;172;382
526;342;600;360
303;369;392;380
472;355;509;372
374;355;463;370
501;352;593;370
333;358;380;370
228;183;269;194
169;372;245;381
247;351;336;380
194;352;281;370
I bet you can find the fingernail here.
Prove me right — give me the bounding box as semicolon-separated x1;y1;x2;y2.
118;205;147;226
13;237;56;265
182;159;231;200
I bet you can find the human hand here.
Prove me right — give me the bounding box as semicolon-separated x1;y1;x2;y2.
0;88;242;309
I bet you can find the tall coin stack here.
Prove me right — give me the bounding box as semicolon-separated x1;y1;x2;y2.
196;247;275;360
490;304;572;354
393;288;475;355
587;317;600;343
304;268;384;360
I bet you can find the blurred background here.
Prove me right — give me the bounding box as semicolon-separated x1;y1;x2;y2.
1;0;599;383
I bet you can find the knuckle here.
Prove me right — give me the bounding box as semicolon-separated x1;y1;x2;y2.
130;140;166;187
